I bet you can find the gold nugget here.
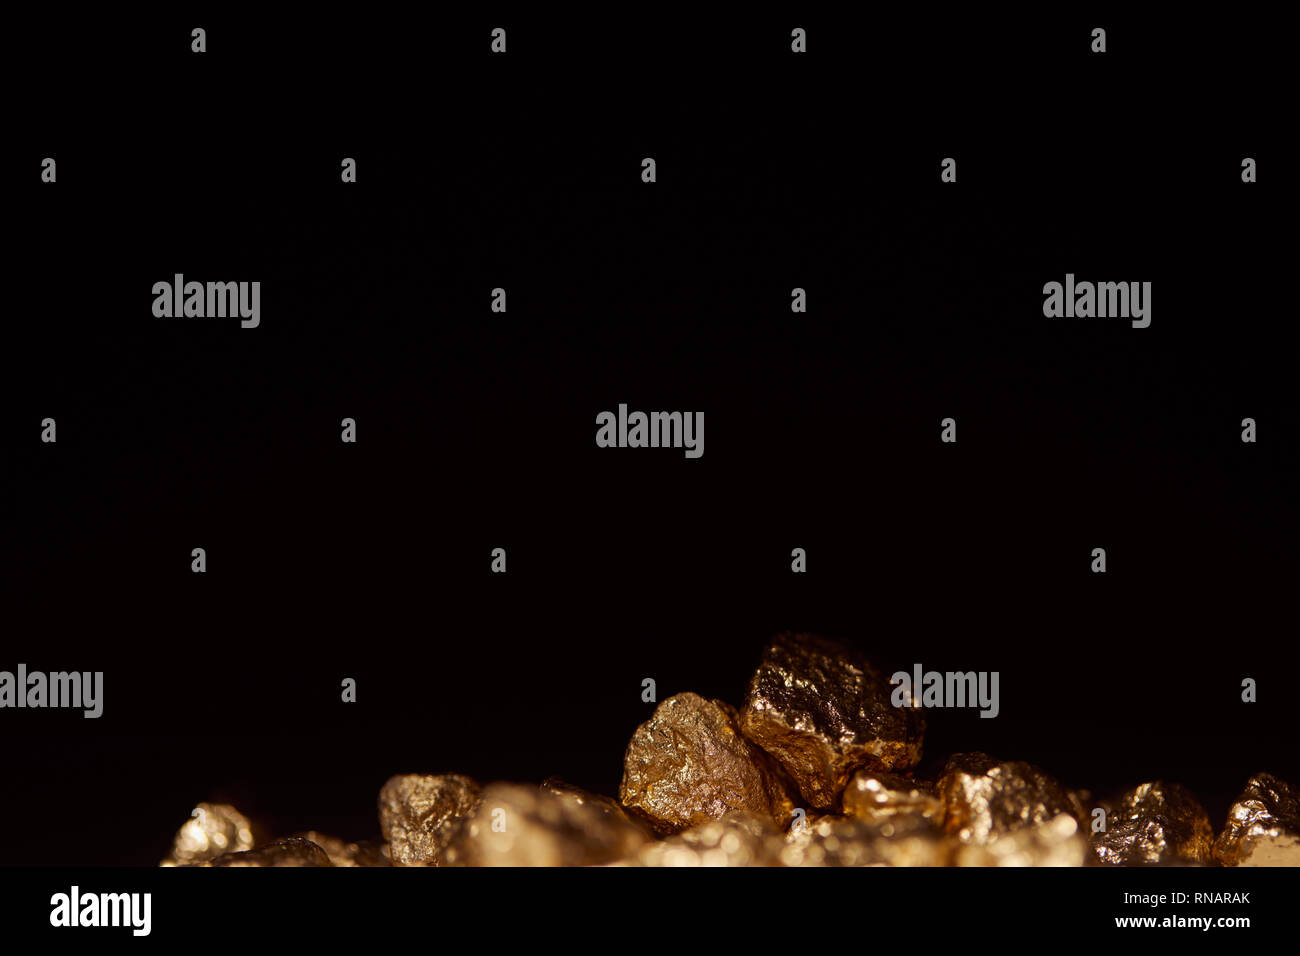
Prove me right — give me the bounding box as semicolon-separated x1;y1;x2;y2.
783;813;949;867
444;782;650;866
842;770;943;825
739;632;924;809
1214;772;1300;866
620;692;799;832
1090;781;1213;866
293;831;392;867
160;803;259;867
954;813;1085;867
938;752;1084;845
631;812;785;867
209;836;333;867
377;773;482;866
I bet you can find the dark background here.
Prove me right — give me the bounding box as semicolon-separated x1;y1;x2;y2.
2;11;1294;865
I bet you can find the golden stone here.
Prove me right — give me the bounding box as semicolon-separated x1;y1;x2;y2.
629;812;785;867
377;773;482;866
293;831;392;867
160;803;259;867
938;752;1085;845
782;812;949;866
1089;781;1213;866
1213;772;1300;866
954;813;1086;867
540;778;659;841
739;632;924;809
444;782;651;866
620;692;799;832
209;836;333;867
842;770;943;825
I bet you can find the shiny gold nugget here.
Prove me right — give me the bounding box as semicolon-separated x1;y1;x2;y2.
378;773;482;866
740;632;924;809
842;770;943;825
160;803;259;867
1214;772;1300;867
938;752;1084;845
620;692;799;832
1090;781;1213;866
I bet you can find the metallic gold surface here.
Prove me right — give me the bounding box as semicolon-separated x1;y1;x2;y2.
739;632;924;809
294;831;392;867
378;773;482;866
938;752;1085;845
782;812;949;866
842;770;943;825
1089;781;1213;866
619;692;799;832
629;812;784;867
1213;772;1300;867
443;782;651;866
209;836;333;867
954;813;1085;867
160;803;259;867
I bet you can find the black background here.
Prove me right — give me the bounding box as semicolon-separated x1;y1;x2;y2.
2;11;1294;867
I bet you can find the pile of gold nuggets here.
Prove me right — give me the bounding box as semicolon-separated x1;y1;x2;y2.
161;633;1299;868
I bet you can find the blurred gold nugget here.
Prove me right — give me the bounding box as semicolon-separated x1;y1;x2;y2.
541;778;658;841
739;632;924;810
443;782;650;866
294;831;392;867
160;803;259;867
1090;781;1213;866
842;771;943;825
1214;772;1300;867
783;813;949;867
630;812;784;867
954;813;1085;867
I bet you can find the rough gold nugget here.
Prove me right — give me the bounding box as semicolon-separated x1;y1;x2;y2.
378;773;482;866
740;632;924;809
1214;772;1300;867
938;752;1084;845
444;782;650;866
620;692;799;832
1090;781;1213;866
